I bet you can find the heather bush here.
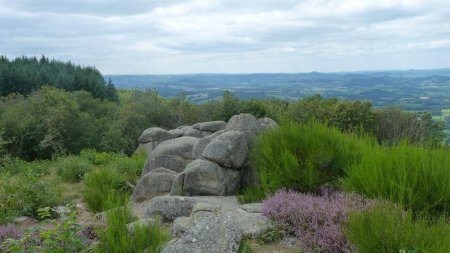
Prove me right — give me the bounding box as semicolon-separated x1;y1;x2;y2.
56;155;92;182
261;189;373;253
345;202;450;253
1;209;91;252
0;224;20;246
342;142;450;215
252;122;362;195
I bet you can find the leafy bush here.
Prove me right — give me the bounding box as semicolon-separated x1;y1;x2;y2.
374;107;445;146
345;203;450;253
342;142;450;215
95;195;169;253
106;153;146;185
56;155;92;182
252;122;362;195
82;167;132;212
1;209;90;252
1;158;51;177
0;175;63;219
285;95;375;134
261;189;373;253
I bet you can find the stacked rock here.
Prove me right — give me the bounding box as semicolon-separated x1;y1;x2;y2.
131;114;277;203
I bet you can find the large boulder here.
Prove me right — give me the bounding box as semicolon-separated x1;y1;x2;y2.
131;168;178;202
162;215;242;253
183;159;240;196
191;130;224;159
225;114;259;139
138;127;176;143
142;137;198;175
202;131;248;169
257;117;278;133
192;121;227;132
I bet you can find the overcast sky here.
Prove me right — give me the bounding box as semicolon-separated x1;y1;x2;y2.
0;0;449;74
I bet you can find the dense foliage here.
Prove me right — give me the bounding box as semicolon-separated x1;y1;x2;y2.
0;56;118;101
345;203;450;253
342;142;450;215
251;122;362;195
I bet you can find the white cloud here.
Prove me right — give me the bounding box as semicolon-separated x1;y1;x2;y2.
0;0;449;74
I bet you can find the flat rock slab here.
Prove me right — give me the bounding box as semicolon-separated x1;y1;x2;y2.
141;195;238;221
192;121;227;132
162;215;242;253
139;127;176;143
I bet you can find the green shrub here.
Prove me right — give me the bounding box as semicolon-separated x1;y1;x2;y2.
1;158;51;177
95;195;169;253
237;186;267;204
106;153;146;185
56;155;92;182
0;175;63;219
82;167;132;212
251;122;362;195
238;239;253;253
342;142;450;215
345;203;450;253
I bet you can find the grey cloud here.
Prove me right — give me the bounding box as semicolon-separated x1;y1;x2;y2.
0;0;449;74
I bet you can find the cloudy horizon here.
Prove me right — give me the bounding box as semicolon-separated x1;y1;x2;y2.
1;0;449;74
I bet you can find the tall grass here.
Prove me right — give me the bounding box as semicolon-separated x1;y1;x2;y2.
82;166;132;212
345;202;450;253
251;122;362;195
342;142;450;215
95;195;169;253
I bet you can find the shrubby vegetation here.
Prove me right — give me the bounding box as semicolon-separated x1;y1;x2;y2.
243;121;450;252
342;141;450;215
95;195;169;253
1;57;449;252
345;203;450;253
250;122;362;196
262;189;374;253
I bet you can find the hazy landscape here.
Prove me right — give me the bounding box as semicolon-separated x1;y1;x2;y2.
107;69;450;136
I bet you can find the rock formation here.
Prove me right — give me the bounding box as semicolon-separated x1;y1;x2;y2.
131;114;278;253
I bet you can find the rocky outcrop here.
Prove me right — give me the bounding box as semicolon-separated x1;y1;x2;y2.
133;114;277;202
131;114;278;253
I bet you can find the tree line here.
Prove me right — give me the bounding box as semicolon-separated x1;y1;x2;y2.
0;56;118;101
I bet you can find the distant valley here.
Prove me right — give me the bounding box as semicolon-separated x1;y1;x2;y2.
106;69;450;133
